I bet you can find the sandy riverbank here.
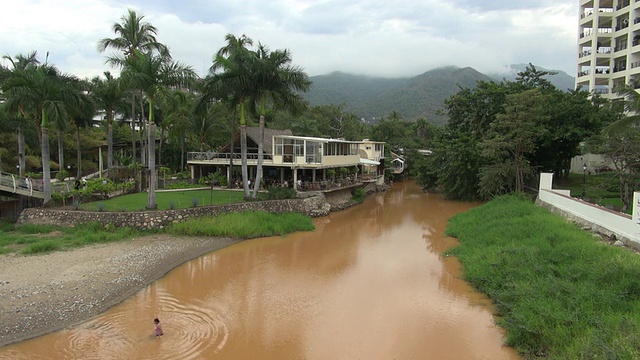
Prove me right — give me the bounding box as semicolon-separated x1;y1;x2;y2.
0;235;241;347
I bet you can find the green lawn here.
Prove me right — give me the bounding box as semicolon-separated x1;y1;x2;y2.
554;172;624;211
446;195;640;359
79;188;246;211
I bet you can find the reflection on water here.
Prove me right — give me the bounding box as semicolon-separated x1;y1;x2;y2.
1;182;520;359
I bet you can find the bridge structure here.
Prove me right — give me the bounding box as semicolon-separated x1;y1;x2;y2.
0;170;72;200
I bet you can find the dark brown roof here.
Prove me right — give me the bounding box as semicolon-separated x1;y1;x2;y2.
243;127;292;155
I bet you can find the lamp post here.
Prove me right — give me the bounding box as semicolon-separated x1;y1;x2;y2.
582;163;587;199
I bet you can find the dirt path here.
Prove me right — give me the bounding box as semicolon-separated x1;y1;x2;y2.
0;234;240;347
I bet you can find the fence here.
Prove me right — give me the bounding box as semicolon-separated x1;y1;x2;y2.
537;172;640;248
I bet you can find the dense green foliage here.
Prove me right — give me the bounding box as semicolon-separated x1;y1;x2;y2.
413;65;611;201
446;196;640;358
167;211;314;238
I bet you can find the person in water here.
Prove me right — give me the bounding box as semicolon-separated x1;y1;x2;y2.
153;318;163;337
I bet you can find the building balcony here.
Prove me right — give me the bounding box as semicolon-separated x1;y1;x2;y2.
613;65;627;72
593;88;610;94
616;1;630;11
581;10;594;19
579;50;593;57
578;70;591;77
614;42;628;51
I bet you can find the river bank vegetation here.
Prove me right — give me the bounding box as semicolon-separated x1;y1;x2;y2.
446;195;640;359
0;211;314;255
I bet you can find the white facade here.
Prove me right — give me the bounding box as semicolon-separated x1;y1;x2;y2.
576;0;640;97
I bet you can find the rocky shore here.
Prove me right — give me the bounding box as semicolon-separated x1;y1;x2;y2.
0;235;240;347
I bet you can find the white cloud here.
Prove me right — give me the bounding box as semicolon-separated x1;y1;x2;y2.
0;0;579;79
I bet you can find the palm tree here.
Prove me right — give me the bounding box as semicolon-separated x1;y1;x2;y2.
90;71;126;177
609;84;640;134
199;34;255;198
99;9;168;189
248;44;311;198
162;90;193;171
118;50;196;209
1;52;41;176
1;59;82;202
69;91;96;180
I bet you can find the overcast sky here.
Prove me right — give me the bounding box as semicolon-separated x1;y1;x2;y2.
0;0;578;79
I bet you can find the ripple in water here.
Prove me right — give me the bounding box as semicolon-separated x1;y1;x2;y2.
46;289;229;360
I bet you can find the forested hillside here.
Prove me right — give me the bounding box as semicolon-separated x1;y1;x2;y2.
304;65;575;125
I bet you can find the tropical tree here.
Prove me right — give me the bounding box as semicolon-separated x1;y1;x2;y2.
98;9;169;189
1;51;41;176
118;50;196;209
247;43;310;198
69;90;96;179
479;88;548;197
198;34;255;197
1;58;82;202
161;89;193;171
90;71;126;177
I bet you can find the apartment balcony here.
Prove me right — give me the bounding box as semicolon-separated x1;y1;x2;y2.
594;68;612;75
614;42;628;51
616;0;630;11
578;70;592;77
615;22;630;31
581;10;594;19
593;88;610;94
579;49;593;58
613;64;627;72
629;60;640;73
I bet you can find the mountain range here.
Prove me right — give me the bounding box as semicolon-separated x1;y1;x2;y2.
303;65;575;125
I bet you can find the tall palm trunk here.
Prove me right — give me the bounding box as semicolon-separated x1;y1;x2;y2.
241;125;249;197
239;103;249;198
57;129;65;171
146;101;157;209
131;92;138;191
18;127;25;177
158;126;165;169
139;92;147;167
252;114;265;198
228;109;235;189
76;126;82;180
107;107;113;178
41;111;52;203
180;135;185;172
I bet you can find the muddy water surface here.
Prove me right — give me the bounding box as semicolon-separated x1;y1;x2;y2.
2;182;520;359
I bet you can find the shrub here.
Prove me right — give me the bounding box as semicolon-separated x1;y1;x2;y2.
169;200;176;210
351;187;366;202
72;200;81;210
265;186;297;200
340;167;349;178
191;197;200;208
96;203;105;212
21;241;60;254
56;169;69;182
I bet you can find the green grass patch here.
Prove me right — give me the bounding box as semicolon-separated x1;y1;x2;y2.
168;211;315;238
0;221;146;255
555;172;619;200
78;189;245;211
446;195;640;359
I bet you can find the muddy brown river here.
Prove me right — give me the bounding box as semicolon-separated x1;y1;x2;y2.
2;181;520;359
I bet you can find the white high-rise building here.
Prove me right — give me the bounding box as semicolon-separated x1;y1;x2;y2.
577;0;640;98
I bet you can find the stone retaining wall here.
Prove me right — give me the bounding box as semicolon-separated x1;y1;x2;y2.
17;196;329;230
